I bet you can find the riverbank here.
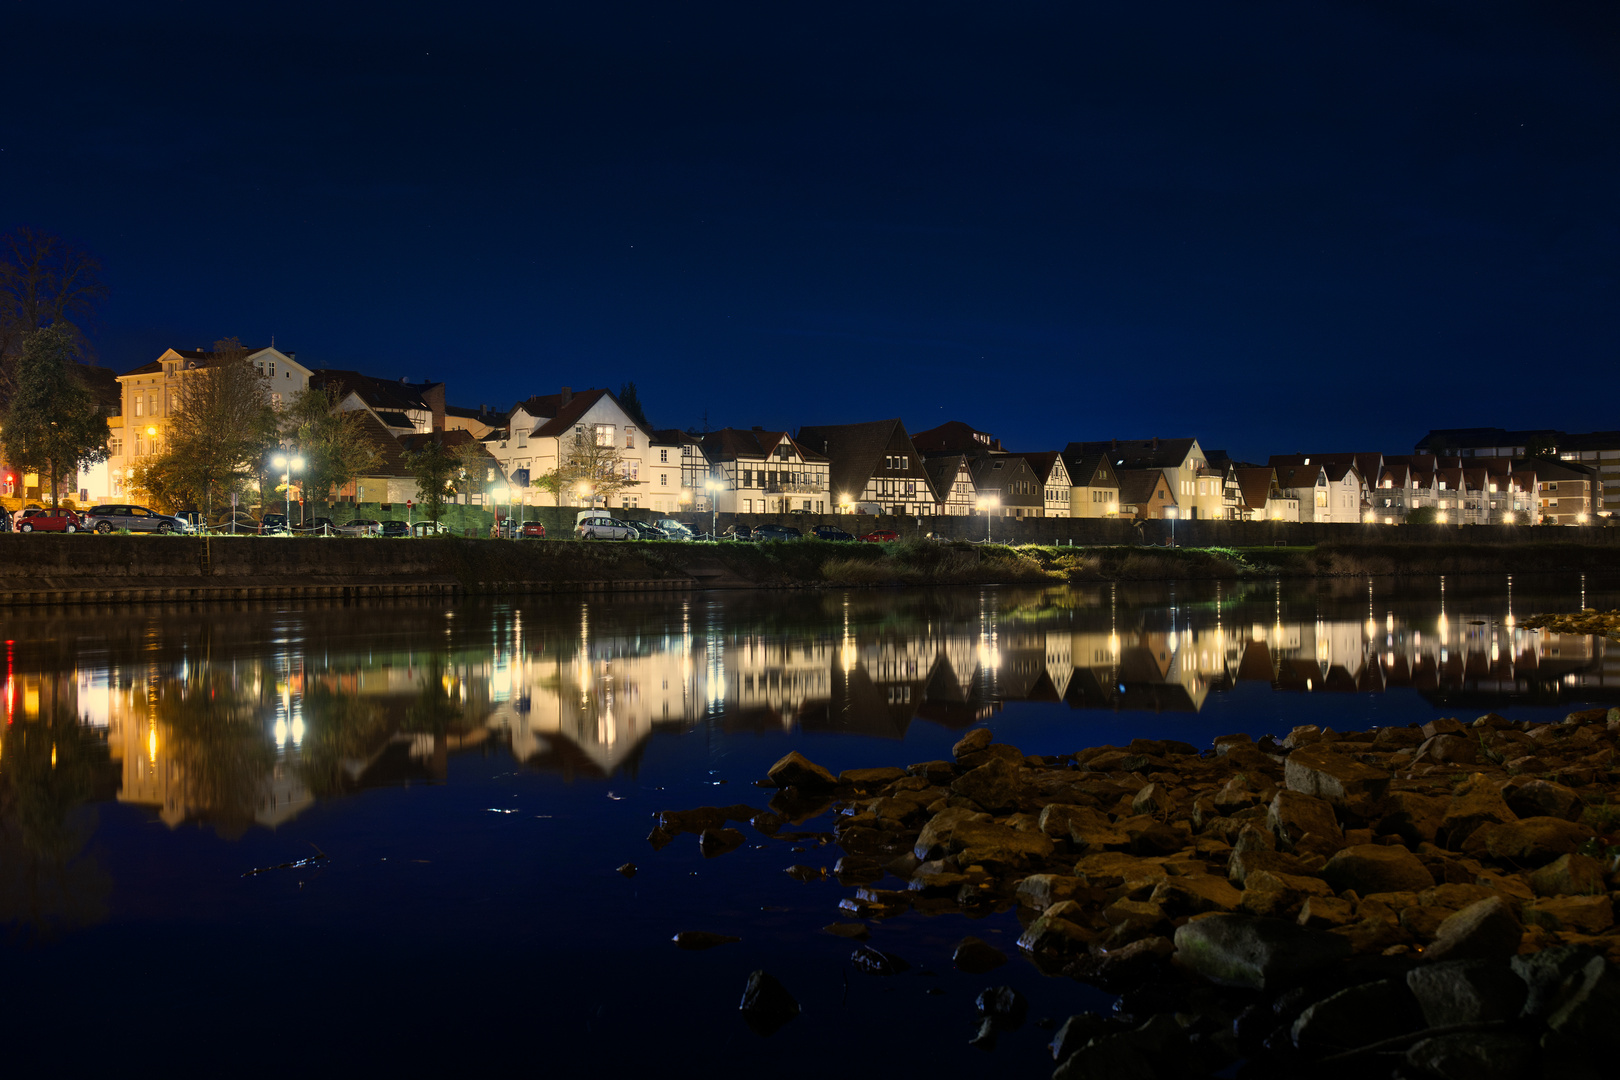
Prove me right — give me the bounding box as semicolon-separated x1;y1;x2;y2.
4;534;1620;605
651;710;1620;1078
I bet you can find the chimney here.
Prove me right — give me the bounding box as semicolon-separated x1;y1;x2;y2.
560;386;573;405
423;381;446;432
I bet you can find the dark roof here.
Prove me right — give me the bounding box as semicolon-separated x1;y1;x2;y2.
445;403;504;422
71;363;122;415
1234;467;1279;511
1019;451;1063;485
374;411;414;429
921;453;972;502
120;345;276;377
1558;430;1620;452
651;428;704;448
352;410;412;478
1416;427;1561;453
309;369;439;413
1067;438;1199;471
797;419;917;499
1323;462;1361;484
1274;463;1325;490
910;420;1001;454
700;427;828;463
1115;468;1170;507
511;387;615;438
968;453;1040;506
1059;446;1118;489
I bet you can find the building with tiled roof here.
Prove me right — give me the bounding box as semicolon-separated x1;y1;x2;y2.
1058;446;1122;518
307;369;444;436
698;427;830;515
1067;438;1222;519
1115;468;1175;521
798;418;933;516
1018;451;1072;519
1234;467;1298;521
920;453;977;516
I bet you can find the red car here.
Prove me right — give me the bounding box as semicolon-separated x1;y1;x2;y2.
520;522;546;538
18;508;84;533
858;529;899;543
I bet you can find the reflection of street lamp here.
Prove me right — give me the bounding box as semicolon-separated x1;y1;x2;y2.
272;454;304;528
976;495;998;541
705;478;721;538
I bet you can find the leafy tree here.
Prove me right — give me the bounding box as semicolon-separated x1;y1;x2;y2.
617;381;652;431
128;454;194;512
402;436;460;524
281;386;380;520
0;324;111;505
0;227;108;404
1404;506;1438;525
534;429;642;508
146;338;275;516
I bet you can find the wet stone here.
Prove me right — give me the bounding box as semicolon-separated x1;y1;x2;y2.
766;750;837;790
851;945;909;976
698;827;746;857
738;970;799;1036
784;864;824;883
823;921;870;940
1172;913;1352;990
952;936;1008;974
1423;896;1522;964
975;985;1028;1029
1405;959;1528;1026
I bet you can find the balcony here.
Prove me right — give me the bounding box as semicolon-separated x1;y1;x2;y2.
763;481;823;495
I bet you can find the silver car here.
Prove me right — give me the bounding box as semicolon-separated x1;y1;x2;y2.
335;518;382;537
83;504;192;534
574;516;636;540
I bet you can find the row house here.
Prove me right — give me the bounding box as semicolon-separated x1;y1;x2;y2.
309;370;445;436
1557;431;1620;519
699;427;831;515
922;453;977;515
488;387;673;511
651;428;715;511
1234;467;1300;521
1536;460;1601;525
910;421;1062;518
1067;438;1224;520
105;345;310;501
1058;446;1122;518
1116;468;1176;520
1272;462;1362;523
798;418;933;517
969;452;1043;518
1020;452;1073;518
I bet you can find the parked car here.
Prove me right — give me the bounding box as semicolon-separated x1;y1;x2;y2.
721;524;756;541
336;518;382;537
519;521;547;538
412;520;452;536
258;513;291;535
859;529;900;543
575;516;636;540
83;504;192;534
753;524;802;541
653;518;696;540
0;512;10;533
293;516;338;535
12;506;47;529
625;520;667;540
18;508;84;533
378;520;410;537
812;525;854;541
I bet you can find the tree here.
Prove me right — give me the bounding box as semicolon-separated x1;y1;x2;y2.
0;324;111;505
617;381;652;431
0;227;108;404
1524;434;1560;460
281;386;381;520
535;429;643;508
401;436;460;524
146;338;275;516
1404;506;1438;525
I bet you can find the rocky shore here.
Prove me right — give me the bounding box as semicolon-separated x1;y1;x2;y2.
650;707;1620;1078
1524;609;1620;640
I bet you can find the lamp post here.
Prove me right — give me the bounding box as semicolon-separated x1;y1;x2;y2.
491;486;509;537
976;495;998;542
577;480;594;513
705;478;721;538
272;454;304;531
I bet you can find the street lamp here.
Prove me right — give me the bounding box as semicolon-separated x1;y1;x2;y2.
976;495;998;541
577;480;594;512
705;478;721;538
492;486;509;536
272;454;304;530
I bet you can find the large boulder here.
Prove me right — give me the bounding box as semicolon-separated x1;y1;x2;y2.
1461;816;1595;866
1172;913;1350;990
1511;945;1602;1018
913;806;991;861
1148;873;1242;917
766;751;837;790
1321;843;1435;895
949;818;1056;868
1422;896;1522;963
950;756;1025;812
1373;791;1448;845
1414;733;1479;765
1284;747;1392;814
1440;773;1516;848
1015;873;1081;910
1405;959;1527;1026
1521;895;1614;935
952;728;992;759
1238;869;1335;919
1546;953;1620;1051
1227;847;1313;884
1504;778;1585;822
1403;1033;1537;1080
1291;979;1421;1051
1529;853;1607;898
1268;790;1343;848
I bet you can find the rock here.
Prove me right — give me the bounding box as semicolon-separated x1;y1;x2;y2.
1149;873;1242;917
953;728;993;759
1214;776;1259;811
1404;1032;1537;1080
698;827;746;857
1291;978;1421;1051
1415;733;1479;765
784;864;824;882
1016;873;1081;910
1405;959;1528;1025
767;787;835;824
750;811;784;835
1284;747;1392;814
949;818;1056;868
914;806;991;860
673;930;741;950
1504;779;1585;822
1239;869;1335;919
1051;1032;1158;1080
1051;1013;1112;1062
1227;847;1312;883
1103;898;1168;936
1461;815;1595;866
766;751;837;790
975;985;1028;1029
1423;896;1522;963
1297;895;1355;929
1523;895;1615;934
952;936;1007;973
1422;717;1467;739
1268;790;1344;848
1373;791;1447;845
1017;906;1094;954
950;757;1024;812
1546;953;1620;1051
968;1016;998;1050
1115;815;1188;855
1321;843;1435;895
823;922;869;940
738;970;799;1036
838;766;907;787
1075;851;1169;889
1511;944;1601;1018
1131;782;1173;816
1440;773;1517;849
833;854;883;884
850;945;909;976
646;826;674;850
616;862;636;877
1172;913;1351;990
1529;853;1607;898
1075;936;1174;991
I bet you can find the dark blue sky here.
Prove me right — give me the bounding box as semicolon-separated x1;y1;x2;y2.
5;1;1616;461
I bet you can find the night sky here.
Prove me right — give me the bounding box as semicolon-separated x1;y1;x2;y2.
5;1;1616;461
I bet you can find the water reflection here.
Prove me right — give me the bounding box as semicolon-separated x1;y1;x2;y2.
2;578;1617;842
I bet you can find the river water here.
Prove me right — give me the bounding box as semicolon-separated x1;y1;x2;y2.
3;574;1617;1076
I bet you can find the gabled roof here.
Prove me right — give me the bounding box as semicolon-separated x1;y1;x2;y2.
1234;467;1280;511
1323;462;1362;485
700;427;828;463
1059;446;1118;489
308;369;440;414
797;419;918;499
121;345;292;378
351;410;412;478
1019;451;1064;485
921;453;973;503
968;452;1039;502
1416;427;1560;453
1274;463;1326;490
651;428;705;450
509;387;630;439
1067;438;1199;471
910;420;1001;454
1115;468;1172;507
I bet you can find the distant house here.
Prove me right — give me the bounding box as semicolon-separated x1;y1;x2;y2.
489;387;657;510
921;453;977;516
386;428;502;509
798;418;932;516
1019;452;1072;519
443;403;506;439
308;369;445;436
1059;446;1122;518
699;427;830;515
1116;468;1176;521
910;420;1049;518
969;453;1043;518
651;429;715;513
910;420;1002;455
1067;438;1218;519
1234;466;1298;521
1536;460;1600;525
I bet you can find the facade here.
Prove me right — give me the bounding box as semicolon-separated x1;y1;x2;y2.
698;427;831;515
798;418;933;516
921;453;977;516
1019;452;1073;518
1558;432;1620;519
1067;438;1218;519
650;429;715;513
488;387;659;511
1059;446;1121;518
1537;460;1600;525
1116;468;1176;521
108;345;310;502
1234;466;1299;521
309;370;444;436
968;452;1043;518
